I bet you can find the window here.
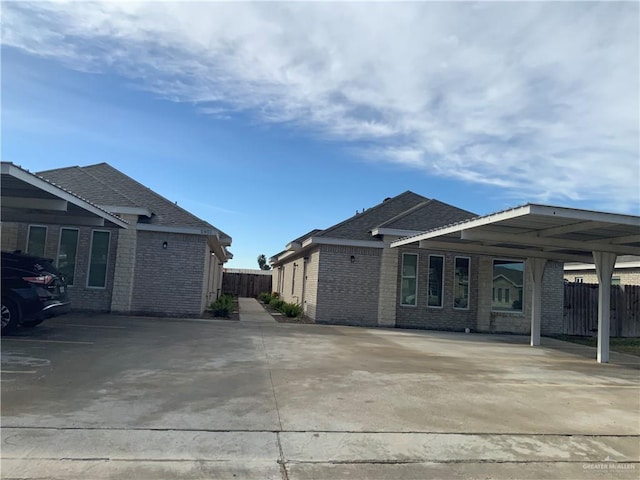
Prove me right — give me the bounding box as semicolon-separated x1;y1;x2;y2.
574;276;583;283
57;228;79;285
400;253;418;306
492;260;524;312
87;231;110;288
611;276;621;286
27;226;47;257
427;255;444;308
453;257;470;309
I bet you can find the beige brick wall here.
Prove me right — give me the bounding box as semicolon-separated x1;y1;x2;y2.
1;222;19;251
377;237;399;327
303;250;320;318
315;244;381;326
13;222;119;311
480;258;564;335
476;256;493;331
276;258;299;304
397;251;564;335
396;247;480;332
272;253;306;299
207;253;224;305
110;215;138;313
130;231;207;317
564;269;640;285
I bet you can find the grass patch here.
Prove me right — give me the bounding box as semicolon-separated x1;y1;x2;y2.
550;335;640;356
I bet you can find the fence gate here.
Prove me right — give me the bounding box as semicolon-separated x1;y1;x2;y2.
222;272;272;298
563;283;640;337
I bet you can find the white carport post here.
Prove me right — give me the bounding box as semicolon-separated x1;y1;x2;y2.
527;258;547;347
593;251;617;363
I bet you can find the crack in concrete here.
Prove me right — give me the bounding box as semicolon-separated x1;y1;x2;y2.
2;426;637;438
276;433;290;480
289;459;640;465
260;326;289;480
260;326;284;432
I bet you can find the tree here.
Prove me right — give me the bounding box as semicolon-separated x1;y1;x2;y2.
257;254;271;270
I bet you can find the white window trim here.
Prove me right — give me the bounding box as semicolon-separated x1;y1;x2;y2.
491;258;525;314
427;254;445;309
26;224;48;256
87;229;111;289
453;256;471;311
400;252;418;307
57;227;79;287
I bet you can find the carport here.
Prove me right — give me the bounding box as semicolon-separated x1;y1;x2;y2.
391;204;640;363
1;162;128;229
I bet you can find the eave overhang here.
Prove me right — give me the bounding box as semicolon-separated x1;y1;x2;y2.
391;204;640;263
270;236;385;266
1;162;129;229
135;224;232;262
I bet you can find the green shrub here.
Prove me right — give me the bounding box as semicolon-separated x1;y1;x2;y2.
279;302;302;318
269;297;285;310
258;292;272;303
210;294;234;318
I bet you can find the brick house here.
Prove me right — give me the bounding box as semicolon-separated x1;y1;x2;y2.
564;255;640;285
270;191;564;334
1;162;232;317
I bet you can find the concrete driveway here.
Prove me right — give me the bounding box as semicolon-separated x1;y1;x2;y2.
2;298;638;479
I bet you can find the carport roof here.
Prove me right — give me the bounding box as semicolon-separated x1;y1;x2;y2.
391;203;640;263
1;162;129;229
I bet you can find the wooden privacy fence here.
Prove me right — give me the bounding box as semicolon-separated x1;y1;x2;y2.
222;272;272;298
563;283;640;337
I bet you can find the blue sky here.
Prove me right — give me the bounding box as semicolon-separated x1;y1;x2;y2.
2;1;639;269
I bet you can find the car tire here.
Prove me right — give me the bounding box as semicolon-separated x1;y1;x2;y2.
1;299;20;334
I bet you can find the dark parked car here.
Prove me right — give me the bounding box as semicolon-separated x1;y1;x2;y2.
1;251;71;334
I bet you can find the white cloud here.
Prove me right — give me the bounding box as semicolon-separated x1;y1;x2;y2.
3;1;638;211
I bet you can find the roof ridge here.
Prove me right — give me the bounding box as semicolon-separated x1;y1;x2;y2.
318;191;428;237
38;165;139;209
376;199;434;229
83;163;216;229
37;165;82;175
77;166;145;209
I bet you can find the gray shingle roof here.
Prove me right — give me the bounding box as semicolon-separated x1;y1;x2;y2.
494;266;524;286
312;191;476;242
38;163;215;230
378;199;476;231
291;229;323;245
38;166;139;208
317;191;430;241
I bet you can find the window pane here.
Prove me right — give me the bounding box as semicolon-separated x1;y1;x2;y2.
428;255;444;307
401;254;418;306
88;231;110;288
454;257;470;309
57;229;78;285
27;226;47;257
492;260;524;312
